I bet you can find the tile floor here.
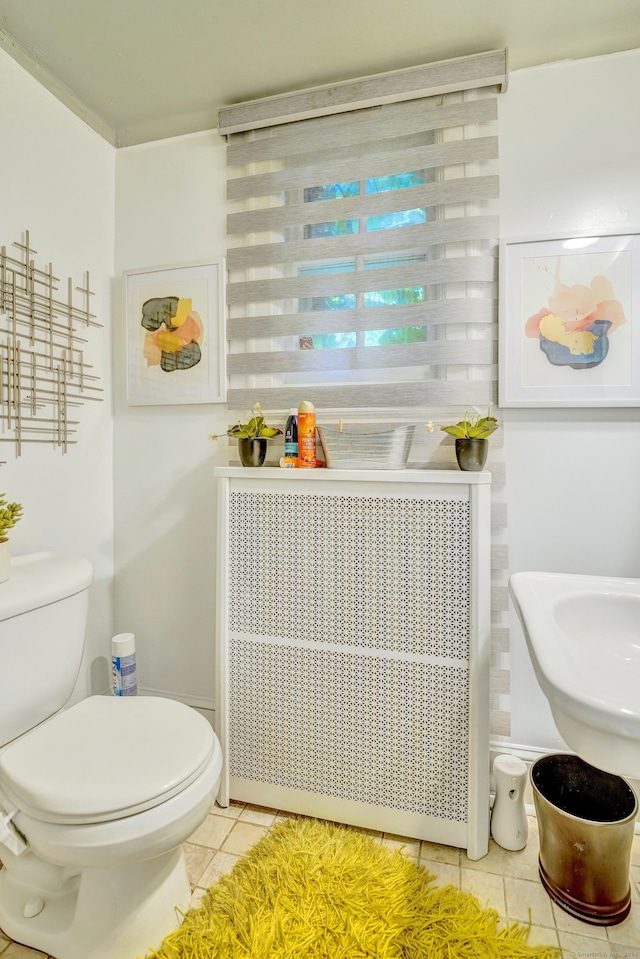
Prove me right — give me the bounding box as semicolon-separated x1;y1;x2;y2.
1;802;639;958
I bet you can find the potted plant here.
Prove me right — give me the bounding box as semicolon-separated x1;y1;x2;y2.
0;494;23;582
210;403;282;467
425;405;498;471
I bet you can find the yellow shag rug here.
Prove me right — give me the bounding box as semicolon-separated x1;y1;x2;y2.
150;818;560;958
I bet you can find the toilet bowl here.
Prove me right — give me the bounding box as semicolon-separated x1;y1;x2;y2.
0;552;223;959
0;696;222;959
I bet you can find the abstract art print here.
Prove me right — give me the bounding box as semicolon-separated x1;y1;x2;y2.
125;260;225;405
499;233;640;407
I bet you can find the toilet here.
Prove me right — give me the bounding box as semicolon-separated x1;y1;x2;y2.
0;551;223;959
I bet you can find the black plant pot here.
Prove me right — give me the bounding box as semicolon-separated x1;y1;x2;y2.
455;437;488;471
238;437;267;467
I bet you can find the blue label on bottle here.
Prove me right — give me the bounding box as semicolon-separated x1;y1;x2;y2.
111;653;137;696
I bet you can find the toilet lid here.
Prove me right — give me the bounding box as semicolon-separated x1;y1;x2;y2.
0;696;216;824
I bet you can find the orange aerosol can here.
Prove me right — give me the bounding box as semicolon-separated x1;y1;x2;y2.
297;400;316;468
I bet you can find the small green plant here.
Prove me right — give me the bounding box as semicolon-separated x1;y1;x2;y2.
210;403;283;441
425;404;499;439
0;494;23;542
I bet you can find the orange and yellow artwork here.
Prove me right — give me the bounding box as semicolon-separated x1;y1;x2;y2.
524;256;627;371
141;296;204;372
125;260;225;406
500;235;640;406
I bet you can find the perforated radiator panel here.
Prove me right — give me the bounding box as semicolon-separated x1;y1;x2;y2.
230;639;470;820
225;488;475;832
229;492;471;659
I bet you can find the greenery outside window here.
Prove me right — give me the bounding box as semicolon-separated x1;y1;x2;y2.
300;170;432;351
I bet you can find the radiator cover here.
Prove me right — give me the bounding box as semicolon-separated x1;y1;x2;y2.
215;469;491;859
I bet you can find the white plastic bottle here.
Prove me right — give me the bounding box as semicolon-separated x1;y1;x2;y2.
111;632;137;696
490;754;528;850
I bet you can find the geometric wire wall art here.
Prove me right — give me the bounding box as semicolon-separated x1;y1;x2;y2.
0;230;103;455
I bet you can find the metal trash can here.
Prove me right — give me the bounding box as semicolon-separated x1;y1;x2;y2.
531;754;638;926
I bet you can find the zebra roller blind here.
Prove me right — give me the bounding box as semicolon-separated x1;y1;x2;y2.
221;50;507;411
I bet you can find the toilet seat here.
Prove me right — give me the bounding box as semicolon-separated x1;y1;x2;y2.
11;736;222;869
0;696;215;824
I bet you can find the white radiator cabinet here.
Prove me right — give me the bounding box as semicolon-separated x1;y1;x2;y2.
214;467;492;860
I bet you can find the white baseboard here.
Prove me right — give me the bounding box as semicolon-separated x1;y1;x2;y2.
132;686;216;730
136;685;215;712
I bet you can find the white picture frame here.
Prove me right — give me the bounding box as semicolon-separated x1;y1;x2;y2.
499;233;640;407
125;260;226;405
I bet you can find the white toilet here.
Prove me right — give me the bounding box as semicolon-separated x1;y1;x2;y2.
0;551;223;959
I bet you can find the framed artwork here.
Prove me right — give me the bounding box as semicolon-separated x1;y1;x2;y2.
499;233;640;407
125;260;226;405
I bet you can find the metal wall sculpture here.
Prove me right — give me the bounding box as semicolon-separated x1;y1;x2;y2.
0;231;102;455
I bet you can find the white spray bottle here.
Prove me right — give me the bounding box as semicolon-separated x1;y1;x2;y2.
111;632;137;696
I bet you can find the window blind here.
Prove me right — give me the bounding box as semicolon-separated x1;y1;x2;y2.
222;50;507;411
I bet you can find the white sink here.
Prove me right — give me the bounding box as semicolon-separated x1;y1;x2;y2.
509;571;640;779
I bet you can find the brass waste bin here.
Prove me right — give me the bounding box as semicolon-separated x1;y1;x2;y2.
531;754;638;926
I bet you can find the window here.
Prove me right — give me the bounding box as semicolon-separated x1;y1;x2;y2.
300;170;431;351
221;50;506;410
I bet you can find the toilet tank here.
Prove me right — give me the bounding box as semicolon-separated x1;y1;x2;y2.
0;552;93;749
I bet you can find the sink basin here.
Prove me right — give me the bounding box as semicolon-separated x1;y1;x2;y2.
509;571;640;779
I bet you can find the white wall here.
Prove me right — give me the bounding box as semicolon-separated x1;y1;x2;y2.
3;31;637;760
112;49;640;754
0;49;116;698
113;132;230;710
499;50;640;750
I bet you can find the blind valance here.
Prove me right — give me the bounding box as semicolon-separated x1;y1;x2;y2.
218;49;507;134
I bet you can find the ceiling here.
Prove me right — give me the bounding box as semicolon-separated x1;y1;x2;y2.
0;0;638;147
